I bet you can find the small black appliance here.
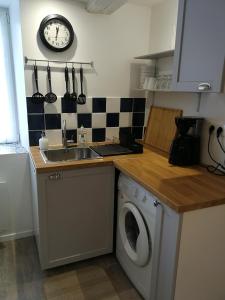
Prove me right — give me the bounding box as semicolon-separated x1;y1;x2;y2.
169;117;204;166
90;131;143;157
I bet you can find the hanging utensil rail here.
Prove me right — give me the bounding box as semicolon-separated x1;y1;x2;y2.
24;56;94;68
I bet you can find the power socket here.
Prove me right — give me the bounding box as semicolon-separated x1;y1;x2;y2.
210;123;225;137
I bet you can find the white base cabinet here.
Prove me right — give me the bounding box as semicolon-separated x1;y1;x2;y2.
156;203;225;300
30;162;115;270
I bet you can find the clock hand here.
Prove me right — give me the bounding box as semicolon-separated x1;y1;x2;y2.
55;26;59;40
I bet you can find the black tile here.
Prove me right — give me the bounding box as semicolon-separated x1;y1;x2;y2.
61;97;77;113
29;131;42;146
77;114;92;128
26;97;44;114
132;127;143;139
93;98;106;113
133;98;146;112
120;98;133;112
107;113;119;127
45;114;61;129
132;113;145;127
62;129;77;143
28;114;45;130
119;127;132;136
92;128;106;142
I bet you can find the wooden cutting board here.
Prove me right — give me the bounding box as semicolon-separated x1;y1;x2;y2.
144;106;183;153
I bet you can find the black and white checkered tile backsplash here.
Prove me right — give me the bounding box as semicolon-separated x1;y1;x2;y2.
27;97;147;146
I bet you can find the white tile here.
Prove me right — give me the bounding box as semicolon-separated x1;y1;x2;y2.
106;127;119;142
61;113;77;129
77;97;92;113
77;128;93;144
119;112;133;127
86;128;92;142
45;130;62;146
44;98;61;114
145;109;150;126
92;113;106;128
106;98;120;113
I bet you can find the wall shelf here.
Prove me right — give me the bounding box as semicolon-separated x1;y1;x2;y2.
135;50;174;60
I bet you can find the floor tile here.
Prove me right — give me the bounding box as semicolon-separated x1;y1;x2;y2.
0;238;142;300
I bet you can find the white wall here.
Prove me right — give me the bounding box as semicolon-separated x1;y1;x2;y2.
149;0;178;53
9;0;29;149
0;0;33;241
0;152;33;241
21;0;151;98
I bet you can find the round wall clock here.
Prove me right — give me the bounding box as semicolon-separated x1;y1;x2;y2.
39;14;74;52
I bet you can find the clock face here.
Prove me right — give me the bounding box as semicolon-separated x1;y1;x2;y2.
39;15;74;52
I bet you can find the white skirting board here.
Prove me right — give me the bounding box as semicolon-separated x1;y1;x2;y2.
0;230;34;242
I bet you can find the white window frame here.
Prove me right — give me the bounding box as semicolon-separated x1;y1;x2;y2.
0;7;19;144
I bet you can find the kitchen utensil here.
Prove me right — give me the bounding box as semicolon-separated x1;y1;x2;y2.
144;106;182;153
32;65;45;103
45;66;57;103
70;67;77;101
64;66;71;101
77;66;86;105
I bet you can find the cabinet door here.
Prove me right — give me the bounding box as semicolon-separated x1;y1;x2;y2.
172;0;225;92
38;166;114;269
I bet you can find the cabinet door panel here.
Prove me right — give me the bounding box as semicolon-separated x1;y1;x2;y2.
40;166;114;267
173;0;225;92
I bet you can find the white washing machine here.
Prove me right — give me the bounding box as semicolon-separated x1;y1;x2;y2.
116;173;163;300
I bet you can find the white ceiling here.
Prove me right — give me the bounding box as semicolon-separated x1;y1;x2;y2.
127;0;163;7
78;0;163;7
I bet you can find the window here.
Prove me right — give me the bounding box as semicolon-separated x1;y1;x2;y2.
0;8;18;144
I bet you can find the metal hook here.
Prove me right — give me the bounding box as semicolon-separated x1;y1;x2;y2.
47;61;50;67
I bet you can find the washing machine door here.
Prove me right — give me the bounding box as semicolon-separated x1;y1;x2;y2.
119;201;150;267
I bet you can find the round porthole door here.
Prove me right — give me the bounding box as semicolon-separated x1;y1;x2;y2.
119;201;151;267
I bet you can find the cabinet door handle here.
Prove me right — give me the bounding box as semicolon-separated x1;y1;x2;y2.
198;83;211;91
48;173;61;180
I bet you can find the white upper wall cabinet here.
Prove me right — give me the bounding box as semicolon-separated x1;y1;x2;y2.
172;0;225;93
149;0;178;54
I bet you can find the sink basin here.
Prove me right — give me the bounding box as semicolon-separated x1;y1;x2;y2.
41;147;102;163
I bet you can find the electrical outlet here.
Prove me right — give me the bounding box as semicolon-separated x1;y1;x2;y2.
208;122;225;137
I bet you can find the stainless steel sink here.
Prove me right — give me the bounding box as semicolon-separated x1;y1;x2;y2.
41;147;102;163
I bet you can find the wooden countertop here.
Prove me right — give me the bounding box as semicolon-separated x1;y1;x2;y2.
30;146;225;213
29;145;143;173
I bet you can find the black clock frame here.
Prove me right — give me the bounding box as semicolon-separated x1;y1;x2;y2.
39;14;74;52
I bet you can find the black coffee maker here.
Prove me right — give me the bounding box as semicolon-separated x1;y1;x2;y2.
169;117;204;166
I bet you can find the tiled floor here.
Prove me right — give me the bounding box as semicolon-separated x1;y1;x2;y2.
0;237;142;300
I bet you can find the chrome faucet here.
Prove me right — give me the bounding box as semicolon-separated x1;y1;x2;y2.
62;120;67;148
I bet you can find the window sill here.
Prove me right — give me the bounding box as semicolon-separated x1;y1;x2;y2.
0;144;27;155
